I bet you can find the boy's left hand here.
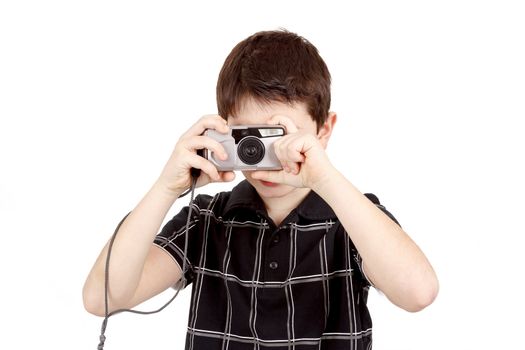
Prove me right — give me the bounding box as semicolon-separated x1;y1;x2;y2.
250;115;335;190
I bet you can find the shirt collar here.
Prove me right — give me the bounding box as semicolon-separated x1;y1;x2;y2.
223;180;337;221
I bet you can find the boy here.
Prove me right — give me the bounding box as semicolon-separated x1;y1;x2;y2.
83;30;438;349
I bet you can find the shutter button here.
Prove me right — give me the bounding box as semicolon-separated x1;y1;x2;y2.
269;261;279;270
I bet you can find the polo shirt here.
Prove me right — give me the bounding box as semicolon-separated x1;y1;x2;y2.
153;180;399;350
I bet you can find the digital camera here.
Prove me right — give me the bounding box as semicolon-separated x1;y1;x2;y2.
203;125;285;171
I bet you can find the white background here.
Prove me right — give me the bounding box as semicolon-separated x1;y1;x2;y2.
1;1;524;349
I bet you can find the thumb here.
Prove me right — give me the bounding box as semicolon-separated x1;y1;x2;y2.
250;170;286;183
219;171;236;182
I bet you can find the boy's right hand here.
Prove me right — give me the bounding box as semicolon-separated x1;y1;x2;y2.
156;115;235;196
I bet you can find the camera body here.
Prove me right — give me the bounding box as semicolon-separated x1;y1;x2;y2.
203;125;285;171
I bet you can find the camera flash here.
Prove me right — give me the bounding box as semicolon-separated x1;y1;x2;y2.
259;128;284;137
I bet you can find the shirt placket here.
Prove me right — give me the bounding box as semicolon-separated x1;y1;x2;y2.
257;223;291;302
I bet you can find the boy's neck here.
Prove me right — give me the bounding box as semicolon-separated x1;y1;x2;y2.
261;187;311;227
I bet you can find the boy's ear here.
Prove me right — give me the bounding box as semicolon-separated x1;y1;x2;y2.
317;112;337;148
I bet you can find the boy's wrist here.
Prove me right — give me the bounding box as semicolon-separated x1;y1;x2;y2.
310;165;343;195
151;179;185;201
312;168;365;210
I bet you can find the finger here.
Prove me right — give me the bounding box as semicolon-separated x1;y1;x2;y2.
273;136;294;163
184;136;228;160
187;153;221;181
251;170;286;184
274;135;305;164
182;115;229;139
218;171;236;183
276;157;289;172
288;161;301;175
275;137;303;175
266;115;299;134
286;142;306;163
272;138;285;165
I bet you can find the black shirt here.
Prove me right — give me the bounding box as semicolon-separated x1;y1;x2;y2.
154;180;398;350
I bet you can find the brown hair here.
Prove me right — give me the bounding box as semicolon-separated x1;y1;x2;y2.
216;29;331;130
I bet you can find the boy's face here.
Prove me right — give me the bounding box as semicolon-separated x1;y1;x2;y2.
227;97;322;200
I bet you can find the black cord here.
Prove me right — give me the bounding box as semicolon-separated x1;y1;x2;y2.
97;176;198;349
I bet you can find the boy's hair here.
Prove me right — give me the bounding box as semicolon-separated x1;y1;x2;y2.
216;29;331;130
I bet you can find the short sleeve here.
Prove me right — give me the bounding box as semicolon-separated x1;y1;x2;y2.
153;195;209;288
353;193;401;288
364;193;401;227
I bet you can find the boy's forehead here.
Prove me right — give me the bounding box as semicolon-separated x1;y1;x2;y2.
229;97;313;126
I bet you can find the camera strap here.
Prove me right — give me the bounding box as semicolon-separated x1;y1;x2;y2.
97;176;197;349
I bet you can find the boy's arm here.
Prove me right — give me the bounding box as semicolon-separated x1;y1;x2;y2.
82;182;184;316
313;170;439;312
82;115;235;316
251;115;438;312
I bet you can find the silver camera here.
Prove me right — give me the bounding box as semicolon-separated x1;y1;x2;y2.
203;125;285;171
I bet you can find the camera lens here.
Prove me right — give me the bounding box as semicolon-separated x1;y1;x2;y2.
237;136;265;165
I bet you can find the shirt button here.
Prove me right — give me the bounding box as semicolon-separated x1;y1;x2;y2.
269;261;279;270
272;235;280;244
